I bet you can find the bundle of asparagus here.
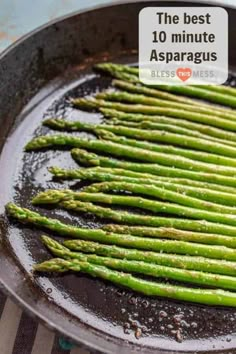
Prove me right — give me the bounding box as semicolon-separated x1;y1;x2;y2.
7;62;236;308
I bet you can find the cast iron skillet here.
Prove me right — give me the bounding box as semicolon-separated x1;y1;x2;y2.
0;1;236;353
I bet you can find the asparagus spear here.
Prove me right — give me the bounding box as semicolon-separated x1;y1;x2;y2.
110;117;236;149
97;90;236;121
72;98;236;132
44;119;236;167
25;133;236;173
84;181;236;209
7;202;236;260
32;189;236;227
60;239;236;276
195;84;236;97
44;117;200;138
113;80;236;119
45;118;236;149
7;203;236;275
95;63;236;108
71;149;236;188
101;108;236;144
41;235;236;290
61;200;236;237
100;132;236;167
44;117;220;143
49;166;236;195
96;125;236;158
34;257;236;307
110;119;236;148
101;225;236;248
153;84;236;108
112;79;205;107
95;63;140;84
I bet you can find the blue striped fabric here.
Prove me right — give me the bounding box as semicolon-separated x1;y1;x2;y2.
0;291;90;354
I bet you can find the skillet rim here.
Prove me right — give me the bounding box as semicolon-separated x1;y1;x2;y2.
0;1;235;353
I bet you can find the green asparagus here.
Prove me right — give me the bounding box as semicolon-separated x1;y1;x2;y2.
61;200;236;237
60;239;236;276
112;80;205;106
71;149;236;188
95;63;236;108
96;62;217;110
84;180;236;208
34;257;236;307
45;118;236;149
94;125;236;158
72;98;236;132
48;166;236;195
113;80;236;118
7;203;236;275
101;108;236;145
32;189;236;227
195;84;236;97
97;90;236;121
97;63;236;116
7;202;236;260
153;85;236;108
41;236;236;290
44;117;221;142
110;119;236;148
95;63;140;83
101;225;236;248
25;133;236;173
100;132;236;167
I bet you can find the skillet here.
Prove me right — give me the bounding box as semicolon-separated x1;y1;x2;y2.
0;1;236;353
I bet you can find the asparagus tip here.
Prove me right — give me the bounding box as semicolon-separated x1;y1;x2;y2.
93;62;114;72
71;148;100;166
71;97;98;111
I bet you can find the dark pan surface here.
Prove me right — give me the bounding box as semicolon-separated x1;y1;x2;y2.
0;2;236;353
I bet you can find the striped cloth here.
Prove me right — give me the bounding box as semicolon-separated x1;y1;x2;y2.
0;291;90;354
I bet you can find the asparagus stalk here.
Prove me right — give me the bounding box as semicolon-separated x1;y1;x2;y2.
61;200;236;237
95;124;236;158
112;80;206;107
111;118;236;149
84;181;236;209
32;189;236;227
96;63;209;108
49;166;236;195
71;149;236;188
44;117;201;138
45;118;236;149
44;118;236;163
101;225;236;248
60;239;236;276
7;202;236;261
101;108;236;145
44;117;220;142
95;63;140;84
97;90;236;121
34;257;236;307
41;235;236;290
95;63;236;108
100;132;236;167
195;84;236;97
113;80;236;118
110;118;236;148
25;133;236;174
153;84;236;108
7;203;236;275
51;118;236;166
72;98;236;132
